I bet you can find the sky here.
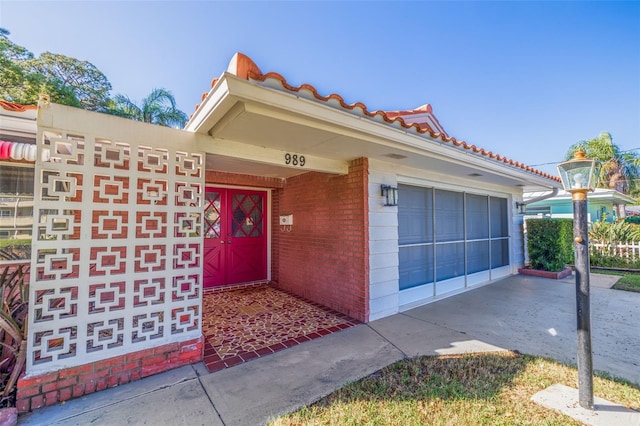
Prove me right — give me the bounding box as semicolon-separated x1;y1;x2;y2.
1;1;639;176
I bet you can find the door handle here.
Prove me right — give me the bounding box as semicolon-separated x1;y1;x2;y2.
220;240;225;244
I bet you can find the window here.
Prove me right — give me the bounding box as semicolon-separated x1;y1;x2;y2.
0;163;35;262
0;164;35;196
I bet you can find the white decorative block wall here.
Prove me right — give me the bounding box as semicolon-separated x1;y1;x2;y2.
28;105;203;374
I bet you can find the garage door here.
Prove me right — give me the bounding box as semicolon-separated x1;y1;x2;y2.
398;184;510;307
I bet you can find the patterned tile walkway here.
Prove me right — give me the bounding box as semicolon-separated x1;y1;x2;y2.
202;284;359;372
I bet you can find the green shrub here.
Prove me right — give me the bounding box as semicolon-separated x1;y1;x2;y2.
589;247;640;268
527;218;574;272
624;215;640;225
0;264;29;408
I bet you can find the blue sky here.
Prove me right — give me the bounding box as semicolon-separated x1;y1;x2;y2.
2;1;639;176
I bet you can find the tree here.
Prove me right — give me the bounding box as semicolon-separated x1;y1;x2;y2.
0;28;107;109
107;88;189;128
566;132;640;197
1;29;187;127
24;52;111;111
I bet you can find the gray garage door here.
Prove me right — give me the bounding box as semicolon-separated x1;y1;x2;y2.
398;184;509;300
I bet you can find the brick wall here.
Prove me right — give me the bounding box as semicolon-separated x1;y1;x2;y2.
273;158;370;322
16;337;202;413
205;170;284;189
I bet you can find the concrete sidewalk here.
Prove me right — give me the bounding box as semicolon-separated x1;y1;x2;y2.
18;273;639;425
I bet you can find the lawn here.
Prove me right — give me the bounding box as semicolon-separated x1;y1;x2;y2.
612;273;640;293
271;351;640;426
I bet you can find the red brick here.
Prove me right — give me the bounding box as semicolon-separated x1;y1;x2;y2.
16;398;30;413
141;354;167;367
84;381;96;395
18;371;58;389
108;375;119;387
130;369;142;382
96;378;108;391
72;384;85;398
59;363;94;379
16;385;41;398
58;387;72;402
42;377;76;393
97;355;126;369
169;352;201;365
112;361;140;374
30;395;45;410
179;342;201;353
118;372;131;385
44;391;58;406
154;342;179;355
82;370;109;382
125;347;156;362
273;158;369;322
140;363;171;378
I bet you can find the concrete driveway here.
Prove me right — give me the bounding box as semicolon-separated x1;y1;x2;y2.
19;273;639;426
372;273;639;385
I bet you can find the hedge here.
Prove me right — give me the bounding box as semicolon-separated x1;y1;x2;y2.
527;218;574;272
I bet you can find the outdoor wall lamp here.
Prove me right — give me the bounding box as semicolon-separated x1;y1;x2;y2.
380;184;398;206
557;149;596;410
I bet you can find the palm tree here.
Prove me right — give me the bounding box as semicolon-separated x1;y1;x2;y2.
566;132;640;196
108;88;188;128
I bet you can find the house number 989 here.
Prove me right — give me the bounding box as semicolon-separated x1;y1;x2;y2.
285;153;305;167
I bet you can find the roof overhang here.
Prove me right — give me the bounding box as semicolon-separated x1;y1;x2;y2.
186;73;561;191
525;188;636;204
0;106;37;140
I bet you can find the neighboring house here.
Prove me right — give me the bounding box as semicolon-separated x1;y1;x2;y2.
0;53;561;412
524;188;635;223
0;101;37;259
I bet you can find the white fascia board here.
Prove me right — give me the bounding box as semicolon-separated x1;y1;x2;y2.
184;76;237;133
193;133;348;175
222;75;559;189
0;113;37;136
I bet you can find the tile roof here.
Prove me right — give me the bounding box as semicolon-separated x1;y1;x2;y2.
0;100;37;112
193;53;560;182
382;104;447;135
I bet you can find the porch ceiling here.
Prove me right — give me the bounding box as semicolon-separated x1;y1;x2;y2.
190;75;560;192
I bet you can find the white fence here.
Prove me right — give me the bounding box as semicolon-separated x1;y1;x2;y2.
591;242;640;260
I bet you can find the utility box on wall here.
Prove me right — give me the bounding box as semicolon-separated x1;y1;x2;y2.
279;214;293;225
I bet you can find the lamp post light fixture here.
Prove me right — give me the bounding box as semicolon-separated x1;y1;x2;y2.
557;149;597;410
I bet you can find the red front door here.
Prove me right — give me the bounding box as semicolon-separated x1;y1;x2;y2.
203;187;267;288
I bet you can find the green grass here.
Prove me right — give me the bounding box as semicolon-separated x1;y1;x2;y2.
591;269;640;293
271;351;640;426
613;274;640;293
0;239;31;249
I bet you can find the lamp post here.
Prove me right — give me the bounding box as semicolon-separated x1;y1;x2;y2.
557;150;596;410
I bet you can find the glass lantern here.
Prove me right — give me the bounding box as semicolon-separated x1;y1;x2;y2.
557;150;596;193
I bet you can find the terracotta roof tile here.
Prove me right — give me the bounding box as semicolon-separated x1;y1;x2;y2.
0;100;37;112
193;53;560;183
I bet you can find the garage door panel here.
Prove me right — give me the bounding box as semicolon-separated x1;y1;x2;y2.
491;239;509;268
467;240;490;274
435;243;465;281
399;245;434;290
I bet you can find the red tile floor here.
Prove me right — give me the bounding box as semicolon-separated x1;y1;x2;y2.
201;284;359;372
